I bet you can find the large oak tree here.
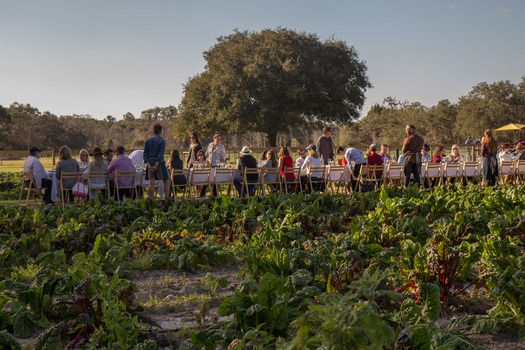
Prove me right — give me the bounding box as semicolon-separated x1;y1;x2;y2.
175;28;371;146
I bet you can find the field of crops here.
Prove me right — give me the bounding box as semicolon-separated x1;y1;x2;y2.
1;185;525;349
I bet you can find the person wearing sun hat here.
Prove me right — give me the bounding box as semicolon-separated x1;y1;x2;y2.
23;145;54;204
233;146;258;196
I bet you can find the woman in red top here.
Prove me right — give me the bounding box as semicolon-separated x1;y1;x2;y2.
278;147;296;181
432;146;445;163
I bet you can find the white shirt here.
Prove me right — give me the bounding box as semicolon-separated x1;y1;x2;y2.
23;155;47;188
128;150;144;168
301;155;322;178
295;157;306;168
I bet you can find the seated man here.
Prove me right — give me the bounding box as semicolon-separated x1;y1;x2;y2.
107;145;134;199
366;144;384;178
233;146;258;196
295;148;307;168
23;146;53;205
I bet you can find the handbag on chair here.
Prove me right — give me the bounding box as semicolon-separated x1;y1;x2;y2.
72;175;88;197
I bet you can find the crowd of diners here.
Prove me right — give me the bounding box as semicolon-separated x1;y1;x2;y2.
23;125;518;204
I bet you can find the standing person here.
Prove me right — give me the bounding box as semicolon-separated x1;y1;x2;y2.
108;145;135;199
143;123;170;198
23;146;53;205
316;126;335;165
187;132;202;168
402;124;425;187
336;146;348;166
481;129;498;186
55;145;80;203
233;146;258;196
205;133;226;196
344;146;367;191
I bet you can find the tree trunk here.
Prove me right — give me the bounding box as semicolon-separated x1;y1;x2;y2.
267;131;278;147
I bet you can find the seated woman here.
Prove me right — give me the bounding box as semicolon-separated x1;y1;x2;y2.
446;144;462;163
78;149;90;171
278;147;296;181
300;144;323;191
87;147;108;200
55;145;80;203
432;146;445;163
169;149;187;196
366;144;383;178
262;150;279;192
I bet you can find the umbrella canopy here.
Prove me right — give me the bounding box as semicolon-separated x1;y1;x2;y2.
494;123;525;131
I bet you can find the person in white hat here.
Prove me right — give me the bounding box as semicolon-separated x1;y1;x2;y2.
233;146;258;196
23;146;54;204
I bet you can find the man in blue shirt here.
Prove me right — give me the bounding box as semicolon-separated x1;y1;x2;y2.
143;123;170;198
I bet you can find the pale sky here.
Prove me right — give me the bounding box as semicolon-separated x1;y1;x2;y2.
1;0;524;120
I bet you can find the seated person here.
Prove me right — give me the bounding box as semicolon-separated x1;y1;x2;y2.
300;144;323;191
262;150;279;192
23;146;53;205
169;149;187;196
366;144;383;178
278;147;296;182
421;144;431;163
432;146;445;163
107;145;134;199
55;145;80;203
295;148;307;168
78;149;90;171
233;146;258;196
498;144;514;161
87;147;108;200
446;144;462;163
380;144;392;163
104;148;114;165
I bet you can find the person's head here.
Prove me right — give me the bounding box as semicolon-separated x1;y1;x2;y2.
79;149;89;162
267;150;277;165
434;145;445;156
29;146;43;157
58;145;72;160
213;133;221;145
306;144;318;158
369;144;377;153
380;144;389;154
336;146;345;155
170;149;180;161
323;126;332;137
297;148;306;158
189;132;199;144
483;128;498;154
405;125;416;136
240;146;253;157
153;123;162;135
104;149;114;161
89;147;104;162
196;150;206;161
260;149;268;161
278;147;290;158
451;144;460;155
116;145;125;155
422;144;430;154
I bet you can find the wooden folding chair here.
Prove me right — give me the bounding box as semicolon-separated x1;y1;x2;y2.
213;168;235;197
306;166;327;193
358;164;382;192
170;168;188;199
498;160;515;185
59;171;84;207
115;170;137;202
383;163;405;189
18;171;44;206
188;168;211;198
423;163;443;189
87;171;109;201
514;159;525;185
282;167;302;194
443;162;462;187
325;165;347;194
260;167;282;195
462;161;481;185
241;168;261;197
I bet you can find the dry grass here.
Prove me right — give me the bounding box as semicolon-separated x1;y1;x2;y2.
0;157;55;173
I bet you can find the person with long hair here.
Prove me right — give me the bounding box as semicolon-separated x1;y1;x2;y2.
169;149;187;195
432;146;445;163
481;129;498;186
278;147;296;182
78;149;90;171
187;132;202;168
55;145;80;202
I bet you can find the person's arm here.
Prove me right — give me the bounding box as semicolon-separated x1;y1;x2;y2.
220;145;226;163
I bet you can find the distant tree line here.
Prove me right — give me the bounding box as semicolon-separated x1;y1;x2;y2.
2;78;525;155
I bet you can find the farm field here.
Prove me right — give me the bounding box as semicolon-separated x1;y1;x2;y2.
0;187;525;349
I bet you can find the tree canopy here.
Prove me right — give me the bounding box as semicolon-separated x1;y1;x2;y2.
175;28;371;146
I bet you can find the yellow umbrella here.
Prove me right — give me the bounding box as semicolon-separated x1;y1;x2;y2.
494;123;525;142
